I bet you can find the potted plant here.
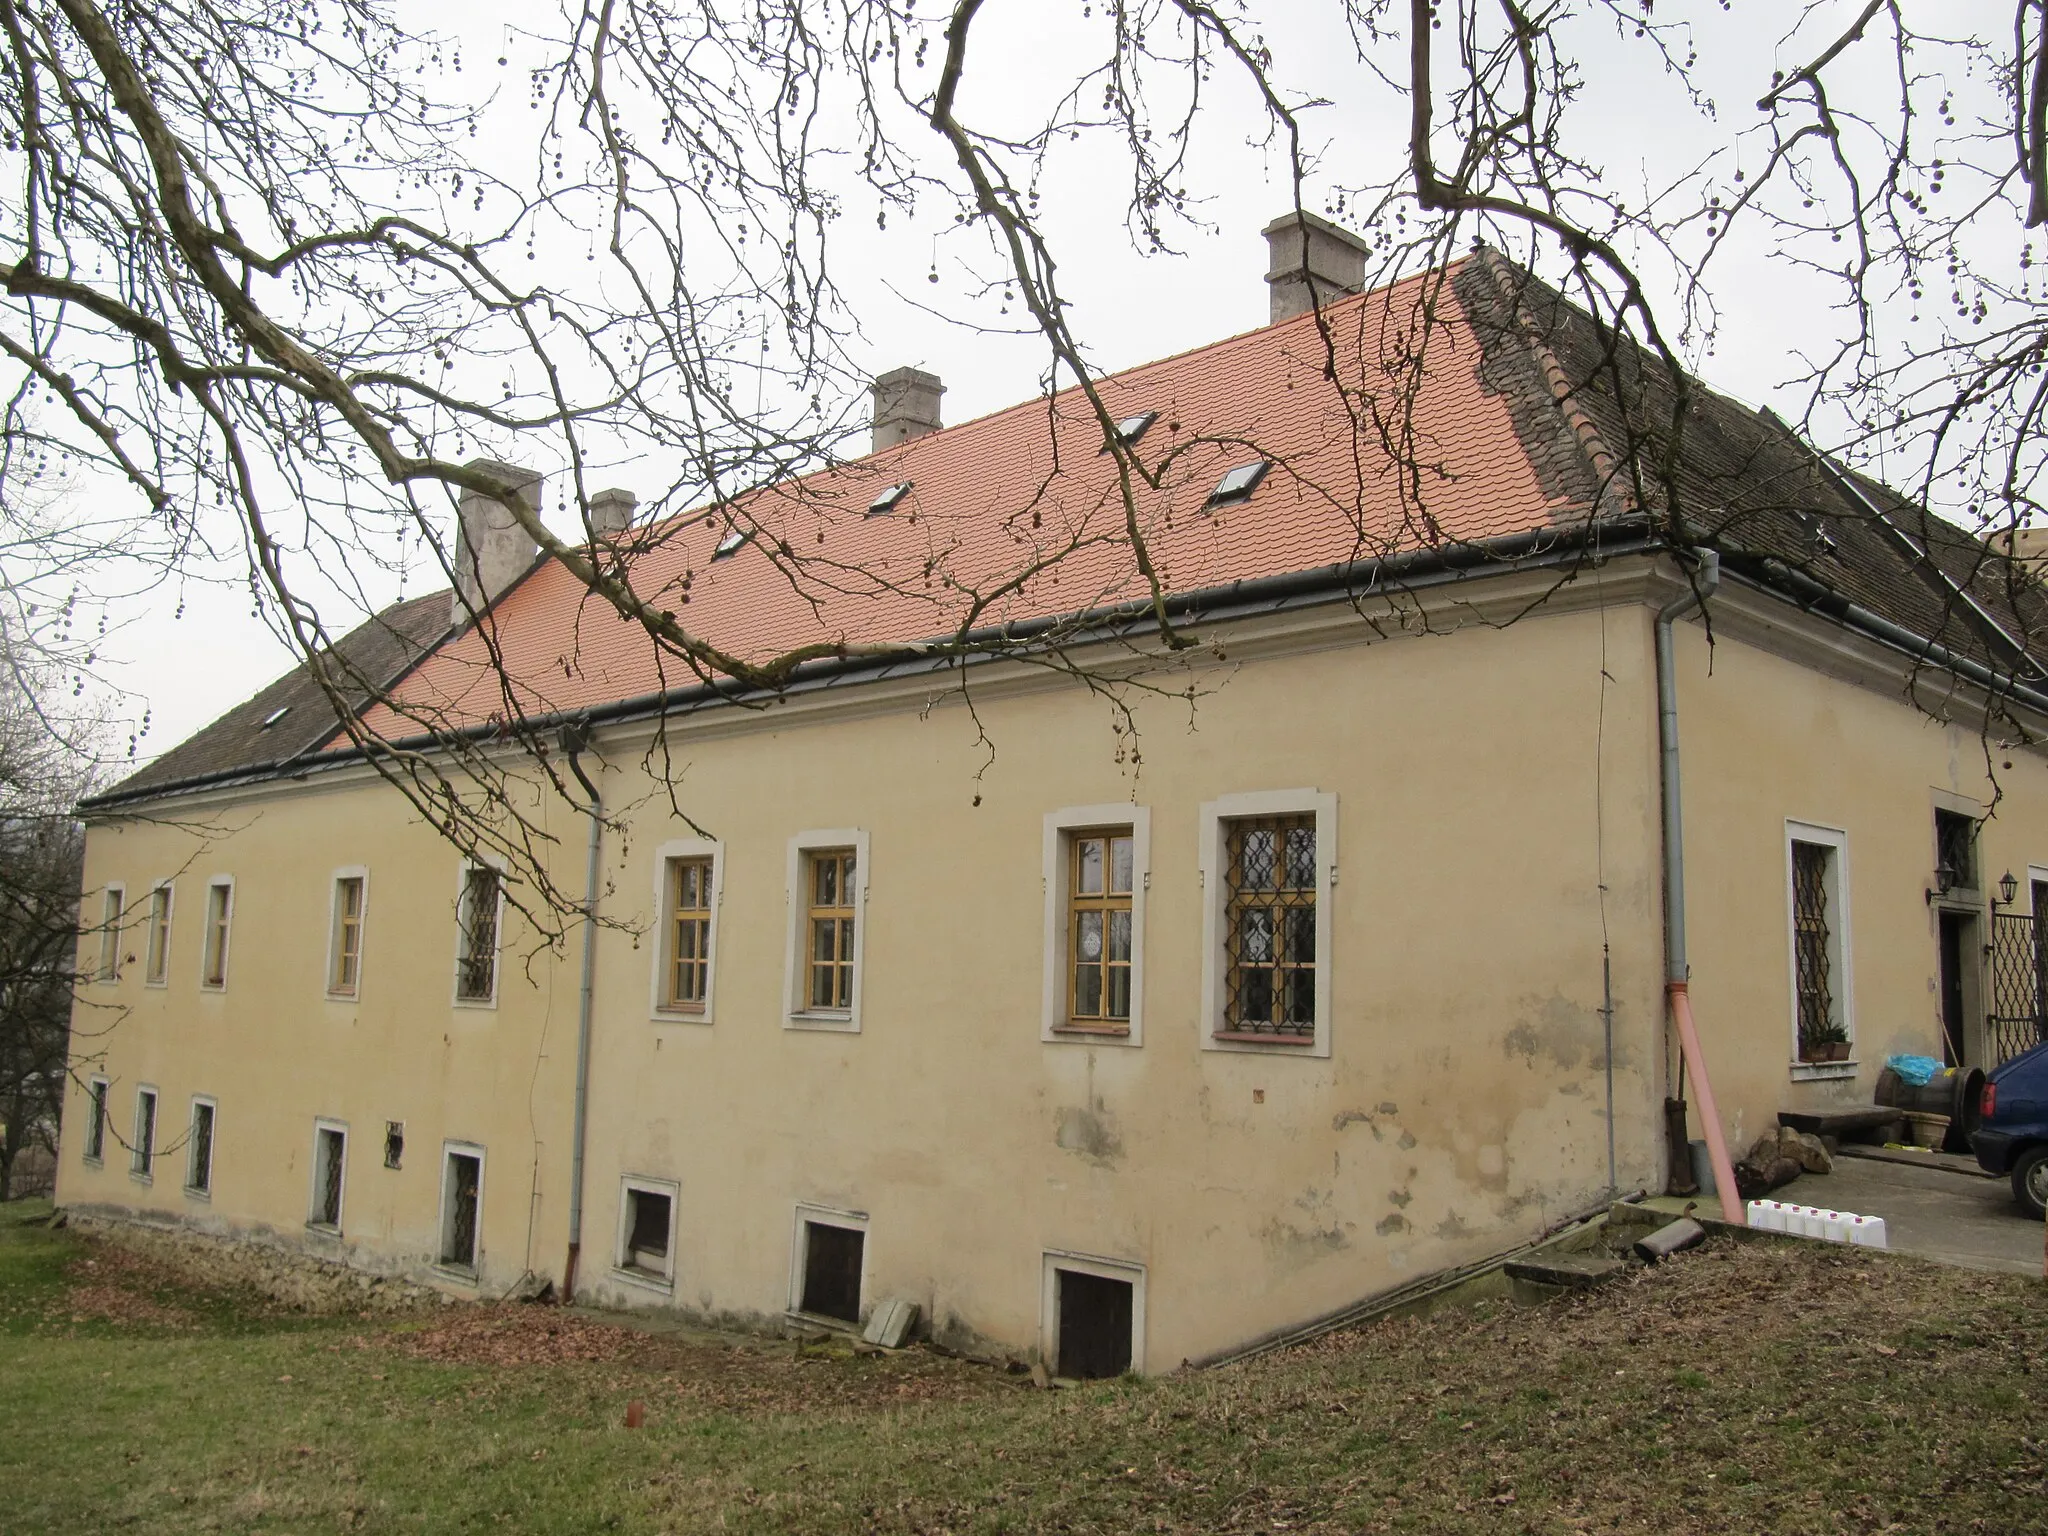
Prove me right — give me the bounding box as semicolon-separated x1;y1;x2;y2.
1818;1024;1851;1061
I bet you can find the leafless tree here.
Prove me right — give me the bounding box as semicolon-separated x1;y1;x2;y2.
4;1;2046;929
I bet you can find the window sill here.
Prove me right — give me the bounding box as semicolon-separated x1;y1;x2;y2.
1050;1023;1135;1045
1212;1030;1315;1046
143;980;168;991
128;1171;153;1186
611;1265;675;1295
1790;1059;1860;1082
326;990;359;1003
82;1155;103;1169
652;1008;712;1026
305;1221;342;1238
451;997;499;1011
199;984;227;994
183;1184;211;1202
433;1263;479;1286
786;1011;858;1033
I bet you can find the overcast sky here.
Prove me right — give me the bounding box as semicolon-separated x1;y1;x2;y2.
88;1;2005;766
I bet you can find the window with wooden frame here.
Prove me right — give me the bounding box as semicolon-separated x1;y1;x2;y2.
1200;790;1336;1056
664;857;713;1012
805;848;857;1012
96;884;124;981
82;1077;108;1163
616;1176;679;1287
1067;829;1135;1031
200;877;233;989
329;874;366;996
144;883;172;986
1222;815;1318;1040
454;863;502;1003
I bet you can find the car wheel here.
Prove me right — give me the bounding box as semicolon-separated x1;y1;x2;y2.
2014;1146;2048;1221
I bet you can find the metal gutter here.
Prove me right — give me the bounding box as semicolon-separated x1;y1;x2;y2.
79;514;1657;813
559;720;602;1302
1653;550;1742;1225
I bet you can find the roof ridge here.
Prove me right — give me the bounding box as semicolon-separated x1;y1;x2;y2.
1467;248;1631;516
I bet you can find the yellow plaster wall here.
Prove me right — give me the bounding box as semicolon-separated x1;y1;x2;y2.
1672;611;2048;1159
58;596;1668;1368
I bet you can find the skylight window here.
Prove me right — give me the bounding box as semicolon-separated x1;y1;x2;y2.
1205;460;1269;510
867;481;912;517
711;526;749;560
1101;411;1157;452
259;706;291;729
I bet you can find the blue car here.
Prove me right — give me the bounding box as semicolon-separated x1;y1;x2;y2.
1974;1041;2048;1219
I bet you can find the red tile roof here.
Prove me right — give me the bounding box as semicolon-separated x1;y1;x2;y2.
361;260;1580;735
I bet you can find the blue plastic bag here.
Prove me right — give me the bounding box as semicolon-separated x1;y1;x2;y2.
1886;1053;1944;1086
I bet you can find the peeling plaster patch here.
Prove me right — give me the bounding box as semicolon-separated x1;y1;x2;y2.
1376;1212;1410;1236
1435;1211;1472;1240
1055;1105;1123;1165
1331;1109;1382;1137
1397;1129;1418;1151
1377;1101;1398;1117
1476;1145;1506;1182
1260;1217;1351;1265
1388;1188;1412;1208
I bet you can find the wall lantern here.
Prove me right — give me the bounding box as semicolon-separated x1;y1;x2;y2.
1997;869;2020;908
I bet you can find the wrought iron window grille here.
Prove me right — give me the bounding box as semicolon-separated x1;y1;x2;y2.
1221;815;1317;1039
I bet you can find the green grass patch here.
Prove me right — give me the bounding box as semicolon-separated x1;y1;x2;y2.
2;1198;2045;1533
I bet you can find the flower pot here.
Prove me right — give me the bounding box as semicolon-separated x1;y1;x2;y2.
1826;1041;1851;1061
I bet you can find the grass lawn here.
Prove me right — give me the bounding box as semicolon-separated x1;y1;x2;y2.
3;1199;2045;1534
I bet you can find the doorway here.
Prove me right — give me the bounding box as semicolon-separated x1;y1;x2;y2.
1938;910;1974;1067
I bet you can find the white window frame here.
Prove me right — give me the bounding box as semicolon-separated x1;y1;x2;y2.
649;839;724;1024
1198;789;1338;1058
436;1140;485;1279
96;883;125;983
613;1174;680;1292
82;1075;109;1165
326;866;370;1001
143;880;174;988
130;1084;158;1183
307;1118;349;1231
786;1202;869;1325
184;1095;216;1199
1785;819;1856;1082
451;859;506;1009
199;875;235;991
1040;1249;1147;1378
783;829;870;1032
1042;806;1151;1046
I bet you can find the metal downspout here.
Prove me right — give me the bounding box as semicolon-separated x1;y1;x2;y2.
1655;551;1743;1223
561;722;602;1300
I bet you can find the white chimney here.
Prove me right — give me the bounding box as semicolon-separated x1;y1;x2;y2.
1263;211;1370;323
452;459;542;623
871;367;945;454
589;487;637;538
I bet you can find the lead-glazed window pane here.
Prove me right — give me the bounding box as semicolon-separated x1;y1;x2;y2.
1223;815;1317;1039
1066;829;1134;1029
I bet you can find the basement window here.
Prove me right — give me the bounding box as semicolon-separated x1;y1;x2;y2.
439;1146;482;1274
617;1178;677;1286
185;1098;215;1197
792;1208;866;1326
1205;459;1269;509
1101;411;1157;451
711;525;749;560
866;481;912;516
1043;1252;1145;1380
383;1121;405;1170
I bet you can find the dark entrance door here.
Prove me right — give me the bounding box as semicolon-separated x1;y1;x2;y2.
1056;1269;1133;1379
1938;910;1971;1067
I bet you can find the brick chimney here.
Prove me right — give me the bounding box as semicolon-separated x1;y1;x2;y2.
870;367;945;454
588;487;637;538
1263;211;1369;323
452;460;542;623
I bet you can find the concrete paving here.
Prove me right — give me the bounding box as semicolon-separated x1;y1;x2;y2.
1779;1155;2044;1277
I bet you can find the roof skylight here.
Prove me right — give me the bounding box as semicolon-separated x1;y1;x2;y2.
712;526;749;560
867;481;912;517
1205;459;1269;509
259;705;291;729
1102;411;1157;452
